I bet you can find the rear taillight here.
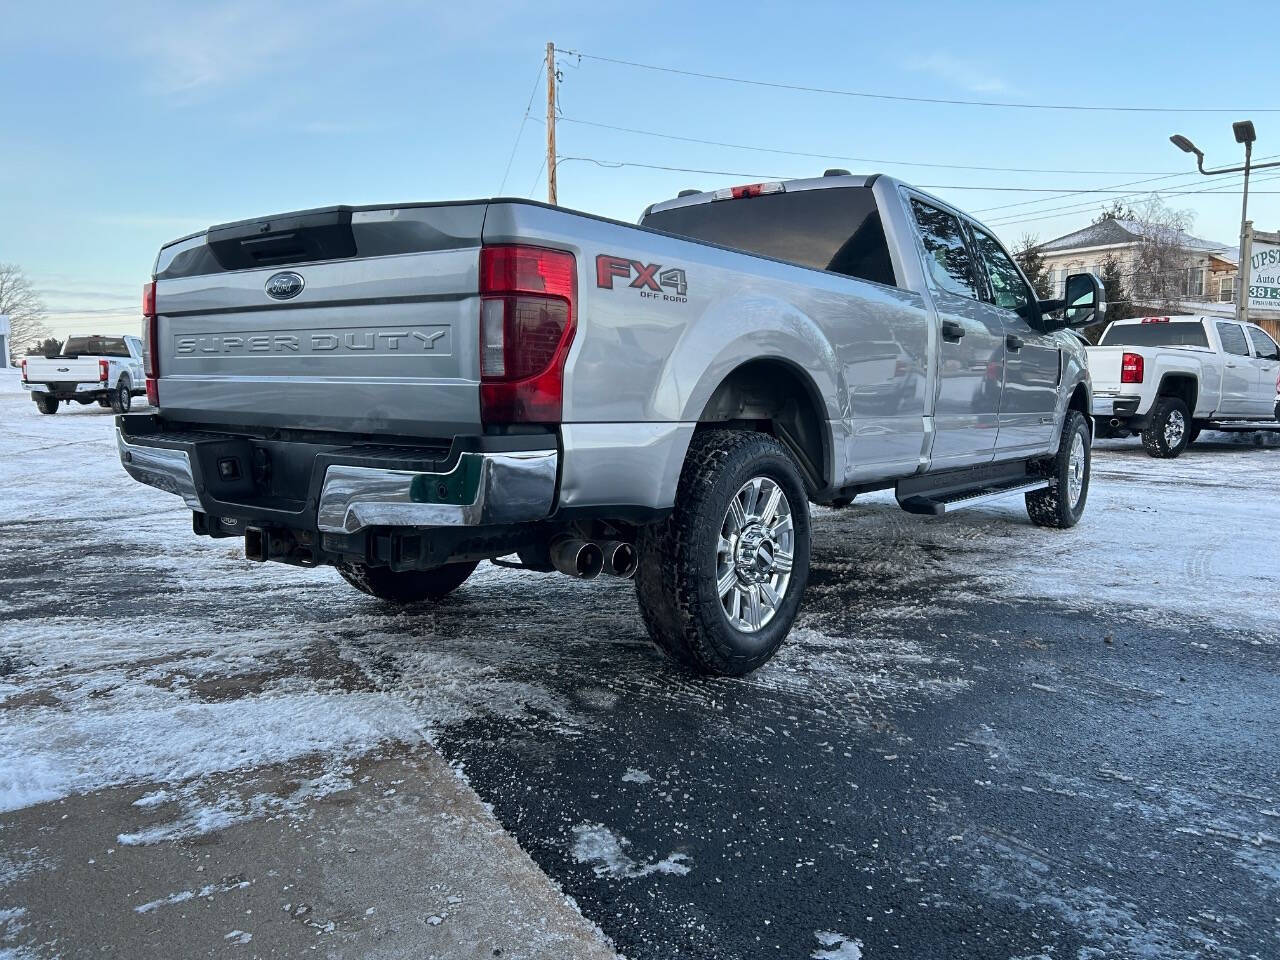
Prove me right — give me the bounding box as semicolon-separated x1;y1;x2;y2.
19;358;27;383
99;358;109;382
143;280;159;406
1121;352;1144;383
478;245;576;424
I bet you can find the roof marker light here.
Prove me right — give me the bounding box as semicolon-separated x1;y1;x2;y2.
713;182;785;201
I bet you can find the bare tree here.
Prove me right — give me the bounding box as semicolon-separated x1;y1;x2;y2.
0;263;50;362
1126;197;1196;312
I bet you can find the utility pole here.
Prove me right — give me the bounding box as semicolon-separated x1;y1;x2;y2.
545;41;557;206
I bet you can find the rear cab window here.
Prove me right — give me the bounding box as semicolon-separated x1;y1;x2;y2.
1100;321;1210;349
640;187;898;287
908;199;981;300
62;336;131;357
1216;322;1251;357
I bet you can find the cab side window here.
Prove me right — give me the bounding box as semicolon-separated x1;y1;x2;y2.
971;227;1034;315
1247;326;1280;360
1216;322;1251;357
910;199;980;300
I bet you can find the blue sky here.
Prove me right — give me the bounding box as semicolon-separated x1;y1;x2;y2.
3;0;1278;336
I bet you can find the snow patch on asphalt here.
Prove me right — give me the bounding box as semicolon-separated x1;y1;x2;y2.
813;930;863;959
134;878;250;914
621;768;652;784
571;823;691;879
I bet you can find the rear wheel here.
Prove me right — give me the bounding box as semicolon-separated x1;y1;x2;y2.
336;560;479;603
1142;397;1190;458
635;430;811;677
1026;410;1091;529
110;379;132;414
35;395;58;415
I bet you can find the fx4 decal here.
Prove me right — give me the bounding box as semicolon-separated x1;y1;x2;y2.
595;254;688;300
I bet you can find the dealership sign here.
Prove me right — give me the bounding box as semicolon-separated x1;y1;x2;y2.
1248;230;1280;313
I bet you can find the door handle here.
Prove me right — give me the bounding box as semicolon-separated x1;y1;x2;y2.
1225;362;1237;368
1006;334;1024;352
941;320;966;342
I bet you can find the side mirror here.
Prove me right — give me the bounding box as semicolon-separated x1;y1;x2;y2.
1038;273;1106;330
1062;273;1106;328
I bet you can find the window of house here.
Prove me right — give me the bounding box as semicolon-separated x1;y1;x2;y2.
1218;276;1236;303
1183;266;1205;298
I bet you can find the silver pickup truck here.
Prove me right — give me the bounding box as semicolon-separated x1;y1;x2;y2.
117;173;1102;675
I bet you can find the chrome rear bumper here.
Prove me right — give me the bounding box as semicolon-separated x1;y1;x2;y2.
116;425;558;532
116;429;203;509
315;451;557;533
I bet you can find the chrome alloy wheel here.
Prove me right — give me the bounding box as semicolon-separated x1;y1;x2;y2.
1164;408;1186;449
716;476;795;633
1067;430;1087;507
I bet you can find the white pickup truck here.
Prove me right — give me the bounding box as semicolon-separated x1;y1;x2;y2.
1088;315;1280;457
21;335;146;415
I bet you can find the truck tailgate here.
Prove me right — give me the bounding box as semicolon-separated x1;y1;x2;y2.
1086;346;1126;391
153;204;486;438
23;357;101;383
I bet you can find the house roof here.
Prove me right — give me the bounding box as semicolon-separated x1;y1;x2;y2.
1041;218;1233;257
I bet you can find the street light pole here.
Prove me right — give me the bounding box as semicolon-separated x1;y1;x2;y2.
1238;137;1252;326
1169;123;1280;324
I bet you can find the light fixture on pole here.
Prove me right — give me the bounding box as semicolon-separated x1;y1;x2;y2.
1170;123;1280;325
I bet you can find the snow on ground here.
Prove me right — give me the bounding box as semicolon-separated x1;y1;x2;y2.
2;383;1279;955
570;823;691;879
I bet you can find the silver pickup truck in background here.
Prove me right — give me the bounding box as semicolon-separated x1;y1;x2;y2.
117;173;1103;675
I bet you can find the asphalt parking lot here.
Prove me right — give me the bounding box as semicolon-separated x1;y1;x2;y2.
2;382;1278;960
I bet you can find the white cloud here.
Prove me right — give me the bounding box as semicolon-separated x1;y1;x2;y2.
907;54;1010;94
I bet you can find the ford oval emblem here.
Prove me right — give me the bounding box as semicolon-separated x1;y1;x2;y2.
265;271;305;300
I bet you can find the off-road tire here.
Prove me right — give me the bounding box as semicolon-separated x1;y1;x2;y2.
110;379;132;414
336;560;479;603
634;429;812;677
1026;410;1091;529
35;395;58;415
1142;397;1190;458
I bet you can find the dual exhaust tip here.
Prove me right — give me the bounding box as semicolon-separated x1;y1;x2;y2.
549;538;637;580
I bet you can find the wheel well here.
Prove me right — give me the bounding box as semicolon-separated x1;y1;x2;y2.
697;359;828;493
1157;373;1197;410
1068;383;1088;416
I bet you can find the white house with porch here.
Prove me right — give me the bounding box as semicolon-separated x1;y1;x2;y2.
1038;219;1238;316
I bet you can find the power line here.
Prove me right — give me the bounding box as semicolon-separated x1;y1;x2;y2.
558;48;1280;114
555;156;791;179
988;170;1280;228
526;156;548;199
554;156;1280;196
498;56;548;195
557;116;1181;176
